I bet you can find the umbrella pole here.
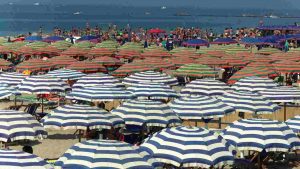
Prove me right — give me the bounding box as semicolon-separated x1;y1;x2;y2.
258;152;262;169
14;95;17;107
284;103;287;121
78;129;82;142
41;97;44;114
218;118;222;129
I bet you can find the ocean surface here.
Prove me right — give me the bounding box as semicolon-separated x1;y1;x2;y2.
1;4;300;36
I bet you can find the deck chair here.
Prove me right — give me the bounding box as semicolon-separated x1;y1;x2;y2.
25;103;47;121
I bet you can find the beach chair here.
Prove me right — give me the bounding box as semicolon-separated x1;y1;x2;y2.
25;103;47;121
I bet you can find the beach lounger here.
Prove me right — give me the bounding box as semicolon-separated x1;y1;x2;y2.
25;103;47;121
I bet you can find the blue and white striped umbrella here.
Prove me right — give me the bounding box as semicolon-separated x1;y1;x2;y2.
17;75;70;94
123;71;178;86
220;91;281;114
47;68;86;81
168;96;235;120
67;85;134;102
258;86;300;103
0;110;47;142
41;104;124;130
140;126;234;168
231;76;277;92
55;139;157;169
222;118;300;152
73;73;124;89
111;100;181;127
180;79;231;96
286;115;300;133
0;72;27;87
0;85;14;99
127;83;178;100
0;149;52;169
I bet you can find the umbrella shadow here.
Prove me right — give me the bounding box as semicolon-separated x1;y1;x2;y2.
47;133;77;140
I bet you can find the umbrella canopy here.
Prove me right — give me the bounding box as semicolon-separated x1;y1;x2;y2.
48;56;77;68
169;96;235;120
72;73;124;88
43;36;65;42
60;47;89;57
220;91;281;114
77;35;99;42
272;60;300;73
51;41;73;50
73;41;95;49
55;139;156;169
0;72;27;87
66;85;134;102
211;38;237;44
0;59;12;70
26;41;49;50
231;76;278;92
0;149;52;169
16;59;53;72
92;56;123;66
25;36;43;42
227;66;277;85
0;85;15;99
222;118;300;152
66;61;106;73
240;37;265;45
16;46;36;56
182;39;209;47
111;100;181;127
258;86;300;103
112;62;158;77
47;68;86;81
123;71;178;86
0;110;47;142
36;46;62;56
286;116;300;133
148;28;166;34
127;83;178;100
17;75;70;94
140;126;234;168
88;48;115;57
180;79;231;96
171;64;218;78
41;104;124;130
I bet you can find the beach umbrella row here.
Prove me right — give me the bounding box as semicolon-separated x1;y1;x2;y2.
72;73;124;88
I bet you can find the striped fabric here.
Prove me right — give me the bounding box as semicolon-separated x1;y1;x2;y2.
55;139;156;169
66;85;134;102
180;79;231;96
127;83;178;100
0;72;27;86
72;73;124;89
0;110;47;142
220;91;281;114
0;86;14;99
140;126;234;168
123;71;178;86
258;86;300;103
111;100;181;127
0;149;52;169
231;76;277;92
222;118;300;152
286;116;300;133
17;75;70;94
41;104;124;130
168;96;235;119
47;68;86;81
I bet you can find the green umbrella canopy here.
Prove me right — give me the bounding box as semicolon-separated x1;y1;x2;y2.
73;41;95;49
51;41;73;50
26;41;49;50
171;64;218;78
